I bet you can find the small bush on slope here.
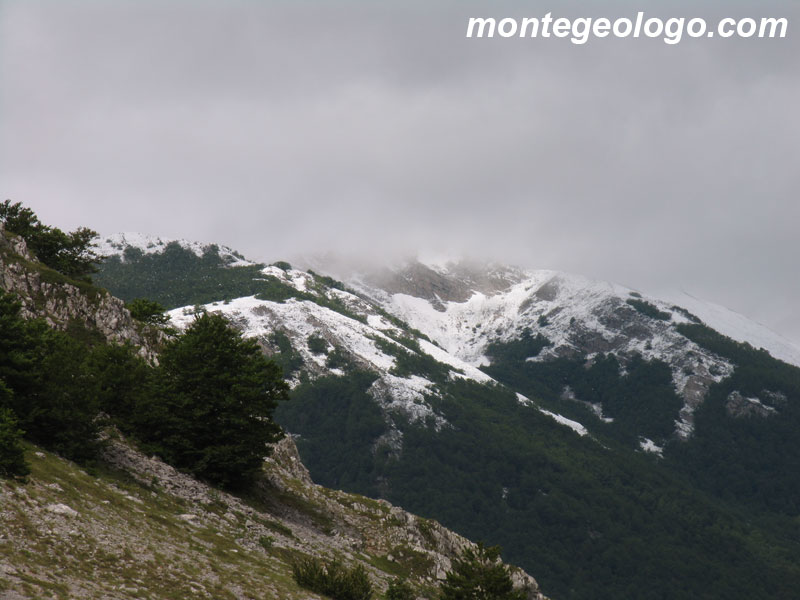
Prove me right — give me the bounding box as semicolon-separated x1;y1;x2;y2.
438;543;526;600
292;557;373;600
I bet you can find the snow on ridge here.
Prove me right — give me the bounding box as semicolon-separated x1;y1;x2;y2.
657;290;800;368
415;252;460;274
383;269;645;367
515;392;590;437
379;269;740;390
384;273;555;366
417;339;493;384
97;232;255;267
165;294;458;426
371;268;743;440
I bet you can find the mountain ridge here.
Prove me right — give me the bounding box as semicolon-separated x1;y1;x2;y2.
91;231;800;599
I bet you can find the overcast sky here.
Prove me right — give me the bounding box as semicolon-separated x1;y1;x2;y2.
1;1;798;343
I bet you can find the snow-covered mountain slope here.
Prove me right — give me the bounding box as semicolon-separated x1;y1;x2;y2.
165;264;585;439
351;263;733;436
166;265;484;428
341;259;800;438
98;235;797;445
97;232;255;267
656;290;800;368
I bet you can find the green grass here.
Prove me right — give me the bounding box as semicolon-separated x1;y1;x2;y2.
2;440;458;599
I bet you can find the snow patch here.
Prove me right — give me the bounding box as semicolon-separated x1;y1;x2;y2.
639;438;664;457
167;295;458;429
538;409;588;437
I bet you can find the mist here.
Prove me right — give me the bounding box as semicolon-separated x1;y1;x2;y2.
1;1;798;342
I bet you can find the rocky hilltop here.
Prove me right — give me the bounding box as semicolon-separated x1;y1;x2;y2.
0;224;160;361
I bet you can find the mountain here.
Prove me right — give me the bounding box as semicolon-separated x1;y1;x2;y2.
94;235;800;600
654;289;800;367
0;223;546;600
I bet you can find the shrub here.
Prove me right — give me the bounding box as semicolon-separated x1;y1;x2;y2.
0;402;29;480
386;577;415;600
438;543;526;600
258;535;274;550
292;557;374;600
0;200;102;281
308;334;329;355
126;298;169;326
625;298;671;321
325;347;353;370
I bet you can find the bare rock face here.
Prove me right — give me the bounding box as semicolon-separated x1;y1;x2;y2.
46;503;79;517
0;224;161;361
264;435;313;485
366;261;525;310
726;391;778;418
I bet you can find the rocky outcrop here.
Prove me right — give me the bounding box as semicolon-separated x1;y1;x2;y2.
37;432;545;600
0;224;161;361
725;391;778;418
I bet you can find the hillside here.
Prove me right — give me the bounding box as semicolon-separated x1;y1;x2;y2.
1;433;544;599
0;221;546;600
94;236;800;600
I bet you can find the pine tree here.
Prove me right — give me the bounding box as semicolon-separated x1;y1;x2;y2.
143;312;289;489
0;291;38;398
0;290;102;463
84;342;152;428
24;328;102;463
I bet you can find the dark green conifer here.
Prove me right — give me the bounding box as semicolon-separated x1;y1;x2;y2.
144;312;289;489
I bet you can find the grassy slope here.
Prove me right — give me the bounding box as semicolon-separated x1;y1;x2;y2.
1;448;318;599
0;435;493;600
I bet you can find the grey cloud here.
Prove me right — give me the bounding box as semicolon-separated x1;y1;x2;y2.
1;0;798;342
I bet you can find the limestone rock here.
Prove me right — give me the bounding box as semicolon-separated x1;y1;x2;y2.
0;225;162;361
46;503;78;517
